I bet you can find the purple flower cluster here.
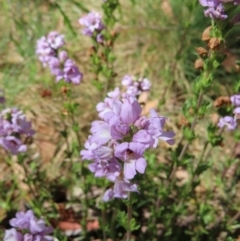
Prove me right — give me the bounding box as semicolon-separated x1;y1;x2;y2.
78;12;104;43
199;0;240;19
96;75;151;119
4;210;53;241
80;95;175;201
0;108;34;155
36;31;83;84
121;75;151;98
218;94;240;130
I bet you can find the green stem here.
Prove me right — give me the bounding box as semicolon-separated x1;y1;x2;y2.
102;208;107;241
178;91;204;161
126;192;132;241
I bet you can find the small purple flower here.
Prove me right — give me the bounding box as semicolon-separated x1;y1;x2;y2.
204;4;228;19
48;57;64;81
121;75;151;98
79;12;104;37
0;135;26;155
140;78;151;91
80;140;98;160
230;94;240;106
48;53;83;84
89;158;121;181
218;116;237;130
97;34;104;43
89;120;111;145
115;142;147;179
199;0;220;7
199;0;230;19
122;75;134;86
102;188;114;202
63;59;83;84
113;177;138;199
233;107;240;120
125;85;139;97
36;32;83;84
46;31;65;49
103;177;138;201
4;228;23;241
36;32;64;67
120;96;142;125
0;108;34;155
10;210;34;229
96;89;122;119
5;210;53;241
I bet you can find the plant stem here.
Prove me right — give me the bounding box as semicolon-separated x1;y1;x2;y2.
178;91;204;161
126;192;132;241
102;208;107;241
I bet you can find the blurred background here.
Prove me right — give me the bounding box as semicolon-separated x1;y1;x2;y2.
1;0;240;240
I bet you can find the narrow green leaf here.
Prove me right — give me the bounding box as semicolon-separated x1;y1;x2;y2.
55;3;77;36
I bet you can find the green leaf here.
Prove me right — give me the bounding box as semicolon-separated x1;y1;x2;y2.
195;162;211;175
55;3;77;36
130;218;140;231
69;0;89;12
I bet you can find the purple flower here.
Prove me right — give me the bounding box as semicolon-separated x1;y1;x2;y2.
11;111;35;136
199;0;230;19
0;108;34;155
89;120;111;145
10;210;35;229
89;157;121;181
230;94;240;106
103;177;138;201
115;142;147;179
133;129;155;148
0;136;26;155
48;53;83;84
122;75;134;86
63;59;83;84
36;32;83;84
46;31;65;49
102;188;114;202
218;116;237;130
48;57;64;81
29;217;53;235
125;85;140;97
204;4;228;19
199;0;220;7
80;88;175;201
121;75;151;98
80;140;98;160
140;78;151;91
5;210;53;241
96;88;121;119
233;107;240;120
79;12;104;37
4;228;23;241
113;177;138;199
36;32;64;67
146;109;175;146
120;96;142;125
97;34;104;43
